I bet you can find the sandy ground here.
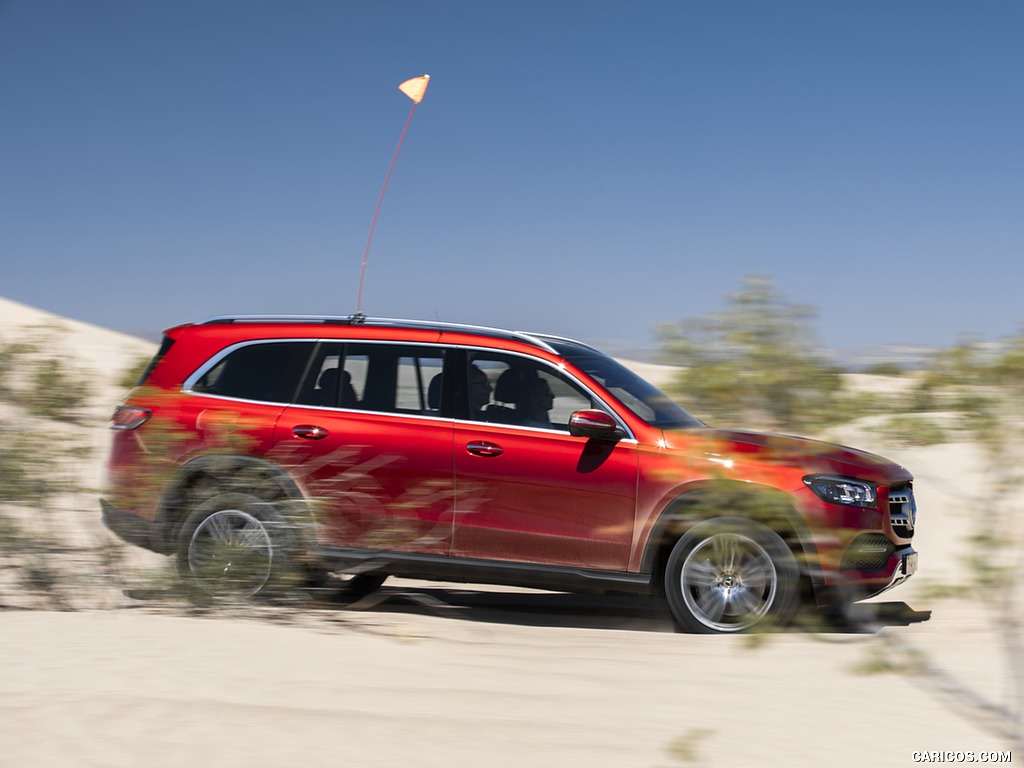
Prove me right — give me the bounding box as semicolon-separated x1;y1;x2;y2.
0;589;1012;767
0;297;1018;767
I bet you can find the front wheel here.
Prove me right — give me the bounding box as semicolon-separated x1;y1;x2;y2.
665;518;800;634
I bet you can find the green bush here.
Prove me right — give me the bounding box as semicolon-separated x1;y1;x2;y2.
0;426;77;504
657;276;852;434
118;356;152;391
863;362;909;377
0;329;93;422
879;414;949;447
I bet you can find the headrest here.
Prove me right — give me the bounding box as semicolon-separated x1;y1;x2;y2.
494;367;537;404
427;372;443;409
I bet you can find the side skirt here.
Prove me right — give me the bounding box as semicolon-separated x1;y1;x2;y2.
315;547;654;597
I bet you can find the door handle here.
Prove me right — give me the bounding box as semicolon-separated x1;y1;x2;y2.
466;441;503;457
293;425;329;440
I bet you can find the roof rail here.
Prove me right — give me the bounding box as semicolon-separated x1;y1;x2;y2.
525;332;601;353
198;314;362;325
193;314;569;354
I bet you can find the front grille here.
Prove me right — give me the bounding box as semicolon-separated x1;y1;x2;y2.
840;533;895;572
888;485;917;539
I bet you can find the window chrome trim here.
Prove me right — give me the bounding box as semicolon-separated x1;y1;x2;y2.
183;337;452;395
182;389;458;423
181;337;636;440
179;391;290;407
182;338;318;394
454;416;639;443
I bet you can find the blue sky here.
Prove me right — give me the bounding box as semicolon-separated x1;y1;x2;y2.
2;1;1021;354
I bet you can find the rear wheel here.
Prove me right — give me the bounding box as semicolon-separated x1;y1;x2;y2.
176;493;301;601
665;518;799;633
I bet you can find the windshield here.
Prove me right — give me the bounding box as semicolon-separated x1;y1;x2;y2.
549;342;703;429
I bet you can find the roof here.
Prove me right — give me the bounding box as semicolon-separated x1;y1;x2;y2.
193;314;599;355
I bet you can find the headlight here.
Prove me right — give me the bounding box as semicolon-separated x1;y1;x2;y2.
803;475;877;508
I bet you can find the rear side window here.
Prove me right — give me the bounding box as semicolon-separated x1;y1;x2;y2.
191;342;312;403
297;343;446;416
350;344;445;415
293;343;345;407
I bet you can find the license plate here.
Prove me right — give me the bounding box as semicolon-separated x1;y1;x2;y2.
903;552;919;575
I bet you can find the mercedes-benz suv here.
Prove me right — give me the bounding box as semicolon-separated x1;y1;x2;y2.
102;314;918;633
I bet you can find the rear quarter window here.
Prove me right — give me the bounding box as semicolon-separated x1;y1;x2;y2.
190;341;312;403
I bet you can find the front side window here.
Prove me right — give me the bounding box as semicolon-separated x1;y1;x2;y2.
191;342;311;403
465;351;595;431
549;341;702;429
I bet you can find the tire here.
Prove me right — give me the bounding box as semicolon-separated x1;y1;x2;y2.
665;517;800;634
176;493;303;601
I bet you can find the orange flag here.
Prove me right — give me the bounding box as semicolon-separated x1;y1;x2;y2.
398;74;430;104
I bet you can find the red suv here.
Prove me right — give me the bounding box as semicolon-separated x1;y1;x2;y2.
103;314;918;633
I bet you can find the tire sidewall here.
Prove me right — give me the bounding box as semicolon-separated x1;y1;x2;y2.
176;492;300;601
665;517;800;634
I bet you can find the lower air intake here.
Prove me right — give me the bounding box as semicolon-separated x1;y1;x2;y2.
840;533;895;572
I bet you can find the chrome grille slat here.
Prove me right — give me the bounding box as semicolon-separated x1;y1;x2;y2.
888;489;917;537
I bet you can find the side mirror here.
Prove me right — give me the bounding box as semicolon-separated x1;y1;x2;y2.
568;409;622;440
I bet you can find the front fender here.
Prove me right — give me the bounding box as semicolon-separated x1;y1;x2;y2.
638;481;820;589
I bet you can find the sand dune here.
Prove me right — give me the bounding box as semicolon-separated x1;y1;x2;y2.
0;296;156;391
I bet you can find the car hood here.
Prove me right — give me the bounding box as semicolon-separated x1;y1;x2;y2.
665;427;913;486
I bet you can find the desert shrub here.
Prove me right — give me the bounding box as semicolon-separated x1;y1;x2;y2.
118;356;152;391
0;513;20;549
0;328;93;422
878;414;949;447
0;427;62;503
863;362;909;377
901;381;939;414
656;276;856;434
0;340;34;400
17;355;92;422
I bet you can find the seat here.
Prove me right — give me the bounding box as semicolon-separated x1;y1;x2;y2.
338;370;358;407
486;367;535;424
427;372;443;411
313;367;358;407
312;367;339;406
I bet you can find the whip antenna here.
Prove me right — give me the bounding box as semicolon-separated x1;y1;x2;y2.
355;74;431;314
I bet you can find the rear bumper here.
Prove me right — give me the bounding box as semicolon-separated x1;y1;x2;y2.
100;499;164;554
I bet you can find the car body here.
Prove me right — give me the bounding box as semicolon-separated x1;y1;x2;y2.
102;314;918;632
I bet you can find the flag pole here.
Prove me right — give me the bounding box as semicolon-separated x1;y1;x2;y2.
355;74;430;316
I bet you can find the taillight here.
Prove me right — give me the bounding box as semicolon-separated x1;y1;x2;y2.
110;405;151;430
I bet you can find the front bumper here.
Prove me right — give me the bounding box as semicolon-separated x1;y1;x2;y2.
815;544;918;607
874;546;918;596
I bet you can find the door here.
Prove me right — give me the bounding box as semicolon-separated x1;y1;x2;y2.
451;350;638;571
272;342;455;555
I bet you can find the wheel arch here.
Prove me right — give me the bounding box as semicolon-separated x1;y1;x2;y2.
152;455;306;554
640;481;819;595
